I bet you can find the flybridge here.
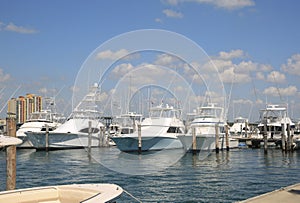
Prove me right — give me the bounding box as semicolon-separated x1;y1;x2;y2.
265;104;287;111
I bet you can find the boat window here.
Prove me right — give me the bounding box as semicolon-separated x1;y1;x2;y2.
41;127;54;131
167;127;183;133
121;128;134;134
79;128;100;133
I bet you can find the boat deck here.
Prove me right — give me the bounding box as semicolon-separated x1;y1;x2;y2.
240;183;300;203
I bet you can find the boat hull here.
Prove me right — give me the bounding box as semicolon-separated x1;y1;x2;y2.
0;183;123;203
111;136;183;152
178;134;239;151
26;131;107;150
17;135;34;149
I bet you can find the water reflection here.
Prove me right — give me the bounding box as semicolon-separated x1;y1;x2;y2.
91;147;186;175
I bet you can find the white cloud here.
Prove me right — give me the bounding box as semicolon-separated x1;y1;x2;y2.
201;50;257;84
220;67;251;83
266;71;286;83
281;53;300;76
263;86;297;97
38;87;48;94
164;0;255;10
256;72;265;80
201;0;255;10
112;63;134;77
162;0;180;6
259;64;273;72
218;49;245;60
70;85;80;93
4;22;37;34
154;54;181;66
155;18;163;23
235;61;257;73
38;87;58;95
233;98;253;105
0;21;4;30
163;9;183;18
0;69;11;82
96;49;135;60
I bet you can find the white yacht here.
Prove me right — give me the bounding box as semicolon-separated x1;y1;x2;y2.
0;183;123;203
229;117;249;137
178;103;238;151
109;112;143;136
25;84;105;150
17;110;64;148
111;104;185;152
257;104;294;139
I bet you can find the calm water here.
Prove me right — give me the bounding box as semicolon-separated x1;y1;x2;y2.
1;147;300;202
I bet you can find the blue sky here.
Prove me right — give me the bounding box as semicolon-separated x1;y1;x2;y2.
1;0;300;122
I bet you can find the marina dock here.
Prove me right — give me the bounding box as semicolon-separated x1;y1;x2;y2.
240;183;300;203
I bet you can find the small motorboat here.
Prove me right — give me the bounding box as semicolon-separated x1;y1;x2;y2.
0;183;123;203
0;135;22;148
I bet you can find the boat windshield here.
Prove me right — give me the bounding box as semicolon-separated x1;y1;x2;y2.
149;104;181;118
196;107;223;119
260;104;287;122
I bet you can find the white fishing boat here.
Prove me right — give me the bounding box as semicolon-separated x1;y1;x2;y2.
257;104;294;139
111;104;185;152
229;117;249;137
178;103;238;151
0;183;123;203
109;112;143;146
25;84;106;150
0;135;22;148
16;110;64;148
109;112;143;135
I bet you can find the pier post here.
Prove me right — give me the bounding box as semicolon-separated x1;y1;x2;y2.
245;121;248;138
281;123;286;151
88;121;92;154
225;124;229;151
215;123;219;153
98;127;103;147
291;127;294;152
138;123;142;153
98;127;101;147
45;124;49;152
192;127;197;154
6;116;17;190
263;122;268;154
287;123;291;151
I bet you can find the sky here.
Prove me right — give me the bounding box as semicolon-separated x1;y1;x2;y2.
1;0;300;122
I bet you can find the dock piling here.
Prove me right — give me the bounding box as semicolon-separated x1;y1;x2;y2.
6;117;17;190
45;124;49;151
225;125;229;151
263;122;268;154
281;123;286;151
88;121;92;154
215;123;219;153
287;123;291;151
245;121;248;138
192;127;197;154
138;123;142;153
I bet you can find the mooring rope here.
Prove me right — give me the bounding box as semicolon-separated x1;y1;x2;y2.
123;189;143;203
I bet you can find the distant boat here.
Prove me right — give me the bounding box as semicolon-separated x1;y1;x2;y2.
25;84;106;150
229;117;249;137
109;112;143;146
178;103;238;151
0;183;123;203
109;112;143;136
17;110;64;148
257;104;294;139
111;104;185;152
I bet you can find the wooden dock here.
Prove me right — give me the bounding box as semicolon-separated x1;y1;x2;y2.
240;183;300;203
